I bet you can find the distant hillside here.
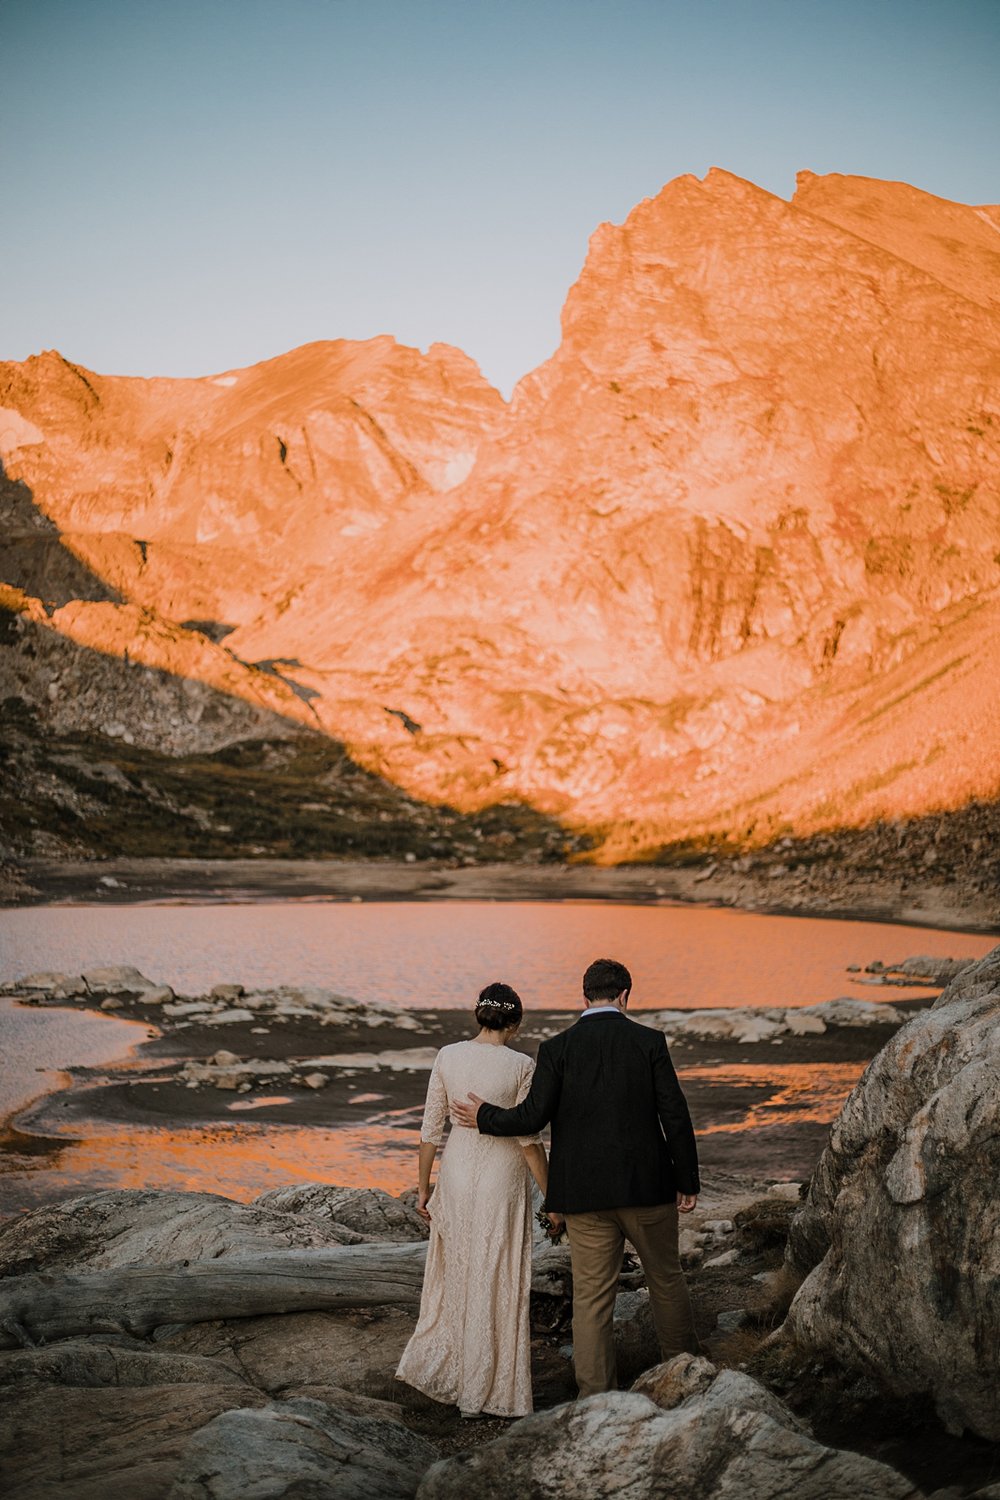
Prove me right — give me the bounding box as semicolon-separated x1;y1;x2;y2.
2;168;999;865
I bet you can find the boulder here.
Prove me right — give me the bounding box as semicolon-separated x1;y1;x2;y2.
157;1307;416;1403
0;1381;268;1500
933;944;1000;1009
783;945;1000;1439
893;956;971;985
140;985;176;1005
6;970;86;996
416;1356;920;1498
254;1184;429;1242
613;1289;660;1384
783;1008;827;1036
807;997;904;1026
0;1188;363;1276
165;1397;437;1500
82;965;158;994
0;1337;252;1391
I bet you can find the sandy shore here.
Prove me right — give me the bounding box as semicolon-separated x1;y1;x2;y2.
8;855;999;933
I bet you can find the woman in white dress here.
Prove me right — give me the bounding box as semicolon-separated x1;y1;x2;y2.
395;983;558;1418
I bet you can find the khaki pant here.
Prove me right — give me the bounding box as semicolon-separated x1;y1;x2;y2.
564;1201;699;1398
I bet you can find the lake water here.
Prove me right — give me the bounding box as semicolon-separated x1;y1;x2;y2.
0;901;992;1010
0;902;992;1213
0;995;150;1124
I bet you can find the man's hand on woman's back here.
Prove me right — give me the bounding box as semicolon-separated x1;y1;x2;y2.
452;1092;484;1129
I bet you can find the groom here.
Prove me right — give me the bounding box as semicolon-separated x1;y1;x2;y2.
452;957;700;1398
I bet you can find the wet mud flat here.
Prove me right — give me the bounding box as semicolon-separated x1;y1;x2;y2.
0;995;917;1218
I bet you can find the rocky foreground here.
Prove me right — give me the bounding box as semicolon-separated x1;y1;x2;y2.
1;948;999;1495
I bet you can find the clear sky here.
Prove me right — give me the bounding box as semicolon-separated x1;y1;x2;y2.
3;0;998;395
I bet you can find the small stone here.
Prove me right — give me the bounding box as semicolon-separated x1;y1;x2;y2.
211;1050;242;1067
210;984;245;1002
141;986;175;1005
717;1308;750;1331
303;1073;329;1090
204;1008;256;1025
100;996;124;1011
703;1248;740;1268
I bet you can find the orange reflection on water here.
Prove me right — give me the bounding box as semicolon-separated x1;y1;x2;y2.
3;1061;869;1214
6;1118;421;1209
681;1060;867;1133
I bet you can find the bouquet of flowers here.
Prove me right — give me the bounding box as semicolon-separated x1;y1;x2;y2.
536;1208;567;1244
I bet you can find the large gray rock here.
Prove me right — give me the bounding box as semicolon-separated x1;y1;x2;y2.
166;1397;437;1500
416;1355;920;1498
0;1382;269;1500
254;1184;429;1242
0;1188;363;1276
784;945;1000;1439
613;1289;660;1385
157;1307;415;1402
933;943;1000;1009
0;1337;251;1391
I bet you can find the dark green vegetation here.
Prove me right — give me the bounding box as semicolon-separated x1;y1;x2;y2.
647;800;1000;904
0;699;592;864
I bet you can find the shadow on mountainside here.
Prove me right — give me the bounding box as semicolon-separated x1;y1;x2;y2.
0;467;588;864
1;464;998;905
0;458;122;605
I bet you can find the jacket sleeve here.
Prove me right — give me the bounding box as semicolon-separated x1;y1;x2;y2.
478;1041;560;1137
653;1035;700;1195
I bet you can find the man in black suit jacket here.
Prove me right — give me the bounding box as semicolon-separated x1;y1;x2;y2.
452;957;699;1397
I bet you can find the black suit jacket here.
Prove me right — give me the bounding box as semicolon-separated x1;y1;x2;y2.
477;1010;699;1214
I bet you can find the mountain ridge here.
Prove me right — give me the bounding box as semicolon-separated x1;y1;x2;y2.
2;167;998;864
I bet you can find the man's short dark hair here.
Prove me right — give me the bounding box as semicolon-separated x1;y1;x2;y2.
582;958;632;1003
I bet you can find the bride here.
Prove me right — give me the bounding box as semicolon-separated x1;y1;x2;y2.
395;982;558;1418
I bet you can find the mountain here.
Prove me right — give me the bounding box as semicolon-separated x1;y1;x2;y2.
2;169;999;866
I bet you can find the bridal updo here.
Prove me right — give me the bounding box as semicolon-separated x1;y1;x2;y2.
475;981;523;1032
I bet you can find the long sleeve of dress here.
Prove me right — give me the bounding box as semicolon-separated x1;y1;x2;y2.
515;1059;543;1148
420;1054;449;1146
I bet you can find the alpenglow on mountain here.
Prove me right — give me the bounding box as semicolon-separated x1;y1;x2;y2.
2;169;999;860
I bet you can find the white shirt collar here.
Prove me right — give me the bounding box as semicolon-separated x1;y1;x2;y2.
580;1004;623;1017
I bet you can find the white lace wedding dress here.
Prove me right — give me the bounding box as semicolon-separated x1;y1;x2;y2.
395;1039;540;1417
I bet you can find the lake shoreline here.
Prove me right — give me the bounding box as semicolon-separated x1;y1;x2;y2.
0;981;915;1219
6;855;999;935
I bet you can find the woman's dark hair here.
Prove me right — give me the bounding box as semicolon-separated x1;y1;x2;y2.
475;981;523;1032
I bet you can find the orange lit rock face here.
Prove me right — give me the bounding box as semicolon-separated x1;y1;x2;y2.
2;170;999;851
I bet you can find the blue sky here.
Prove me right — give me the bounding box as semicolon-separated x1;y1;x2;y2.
3;0;998;394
